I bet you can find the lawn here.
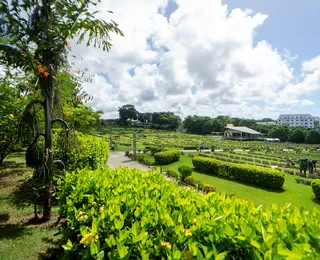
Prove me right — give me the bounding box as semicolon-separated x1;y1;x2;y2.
0;152;60;260
142;153;320;212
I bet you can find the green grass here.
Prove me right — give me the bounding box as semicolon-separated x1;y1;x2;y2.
0;152;60;260
143;153;320;212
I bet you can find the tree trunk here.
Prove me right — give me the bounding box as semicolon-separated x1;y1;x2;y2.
42;98;53;221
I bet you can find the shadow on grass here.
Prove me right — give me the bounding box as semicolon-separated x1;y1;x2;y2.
0;223;30;239
38;237;64;260
0;213;10;223
312;198;320;206
194;171;285;193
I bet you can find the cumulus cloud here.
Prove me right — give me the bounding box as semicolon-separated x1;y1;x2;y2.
68;0;319;119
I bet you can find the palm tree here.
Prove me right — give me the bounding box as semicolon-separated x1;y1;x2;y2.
0;0;123;220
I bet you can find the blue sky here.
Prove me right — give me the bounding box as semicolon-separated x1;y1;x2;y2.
223;0;320;116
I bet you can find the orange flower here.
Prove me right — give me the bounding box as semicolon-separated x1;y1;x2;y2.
76;70;80;75
27;88;35;95
71;62;75;66
44;71;49;78
67;42;72;50
9;114;14;119
38;67;44;73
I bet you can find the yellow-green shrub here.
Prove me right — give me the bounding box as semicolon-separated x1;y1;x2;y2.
312;179;320;199
58;168;320;259
54;131;109;171
154;150;180;165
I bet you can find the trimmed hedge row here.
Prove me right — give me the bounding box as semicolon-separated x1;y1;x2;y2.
192;156;285;190
312;179;320;199
58;168;320;259
154;150;180;165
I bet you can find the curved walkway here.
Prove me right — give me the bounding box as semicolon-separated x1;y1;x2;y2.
107;152;150;171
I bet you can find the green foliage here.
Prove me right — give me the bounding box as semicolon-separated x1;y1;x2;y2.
152;112;181;130
25;137;45;168
311;179;320;199
178;165;193;181
118;104;138;123
54;131;109;171
65;104;103;133
58;168;320;259
0;80;29;164
1;0;122;219
192;156;285;190
166;170;179;180
269;125;291;142
290;127;307;143
154;150;180;165
150;147;165;156
306;130;320;144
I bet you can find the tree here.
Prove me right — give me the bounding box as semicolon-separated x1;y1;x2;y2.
306;130;320;144
138;112;152;123
118;104;138;123
0;76;29;164
269;125;291;142
0;0;122;220
290;127;307;143
65;104;103;132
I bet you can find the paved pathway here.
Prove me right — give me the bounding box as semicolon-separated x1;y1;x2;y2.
107;152;150;171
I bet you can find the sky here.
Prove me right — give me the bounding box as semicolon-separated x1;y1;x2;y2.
69;0;320;120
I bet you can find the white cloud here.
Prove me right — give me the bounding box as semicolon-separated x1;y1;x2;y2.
68;0;319;119
301;99;315;106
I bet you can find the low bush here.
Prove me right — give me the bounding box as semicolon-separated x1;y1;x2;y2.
58;168;320;259
192;156;285;190
312;179;320;199
144;159;153;166
183;146;197;150
178;165;193;181
119;143;131;146
150;147;164;156
136;154;144;163
154;150;180;165
166;170;179;180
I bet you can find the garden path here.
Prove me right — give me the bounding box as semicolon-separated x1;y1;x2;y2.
107;152;150;171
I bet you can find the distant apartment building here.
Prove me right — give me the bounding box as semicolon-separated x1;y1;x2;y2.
277;114;314;129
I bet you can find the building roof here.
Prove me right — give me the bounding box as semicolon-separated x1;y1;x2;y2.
225;126;262;135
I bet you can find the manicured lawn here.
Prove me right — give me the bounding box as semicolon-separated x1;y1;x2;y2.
0;152;60;260
143;153;320;212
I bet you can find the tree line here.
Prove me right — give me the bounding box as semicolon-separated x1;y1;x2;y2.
117;104;181;130
183;115;320;144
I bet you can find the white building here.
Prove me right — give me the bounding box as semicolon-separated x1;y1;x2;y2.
257;121;277;125
277;114;314;129
224;124;263;140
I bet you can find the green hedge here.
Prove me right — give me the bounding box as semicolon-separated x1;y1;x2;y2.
192;156;285;190
154;150;180;165
312;179;320;199
54;131;109;171
58;168;320;259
